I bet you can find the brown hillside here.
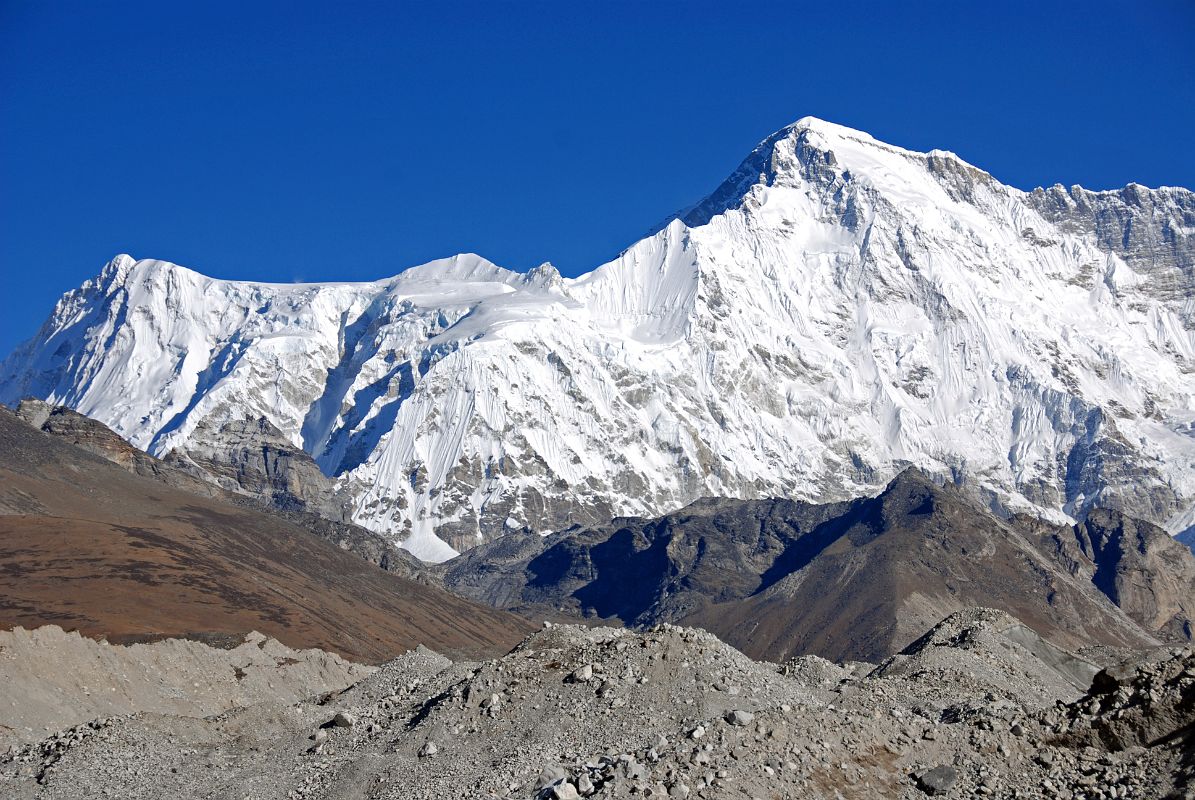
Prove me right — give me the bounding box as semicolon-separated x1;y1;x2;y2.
0;406;533;663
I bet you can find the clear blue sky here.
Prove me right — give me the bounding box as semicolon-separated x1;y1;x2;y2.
2;1;1193;357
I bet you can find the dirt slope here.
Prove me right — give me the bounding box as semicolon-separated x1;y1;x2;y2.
0;406;533;663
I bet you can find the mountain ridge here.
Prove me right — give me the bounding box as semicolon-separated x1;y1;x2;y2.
3;118;1194;560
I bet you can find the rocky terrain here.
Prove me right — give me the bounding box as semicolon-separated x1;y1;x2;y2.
2;410;1193;798
0;626;373;749
0;610;1190;799
169;414;357;524
1026;509;1195;644
2;117;1193;797
1025;182;1195;318
0;404;533;662
14;398;223;499
439;469;1194;663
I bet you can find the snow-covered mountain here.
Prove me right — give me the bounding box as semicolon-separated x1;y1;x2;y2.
3;117;1194;561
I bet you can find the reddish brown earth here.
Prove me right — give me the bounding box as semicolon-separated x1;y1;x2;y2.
0;406;534;663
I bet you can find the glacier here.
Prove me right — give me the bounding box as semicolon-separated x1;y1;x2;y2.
3;117;1194;561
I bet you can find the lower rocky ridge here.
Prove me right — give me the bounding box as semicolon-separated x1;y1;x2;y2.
3;608;1191;799
0;403;533;663
13;399;425;578
437;469;1195;664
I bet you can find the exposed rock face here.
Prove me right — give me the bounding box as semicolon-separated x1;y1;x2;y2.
1026;183;1195;319
14;399;220;498
169;415;354;523
1030;508;1195;643
438;470;1166;663
3;119;1193;561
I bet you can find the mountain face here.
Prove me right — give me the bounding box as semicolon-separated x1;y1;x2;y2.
438;469;1186;663
2;118;1193;560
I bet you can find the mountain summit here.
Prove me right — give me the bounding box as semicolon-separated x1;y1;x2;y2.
3;119;1194;560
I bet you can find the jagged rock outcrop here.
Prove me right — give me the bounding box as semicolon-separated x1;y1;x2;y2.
168;415;355;522
1029;508;1195;643
15;399;220;498
1026;182;1195;318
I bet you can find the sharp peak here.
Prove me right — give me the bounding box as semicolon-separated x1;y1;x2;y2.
97;252;137;283
773;116;979;173
783;115;873;139
675;116;988;229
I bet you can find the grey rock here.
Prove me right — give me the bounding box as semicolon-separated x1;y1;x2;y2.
1025;183;1195;317
535;765;567;789
915;764;958;795
725;709;754;727
548;782;580;800
172;416;352;523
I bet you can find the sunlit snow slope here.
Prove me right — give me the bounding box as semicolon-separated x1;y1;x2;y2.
4;118;1194;561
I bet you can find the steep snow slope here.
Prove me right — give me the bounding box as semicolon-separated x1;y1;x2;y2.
3;118;1194;560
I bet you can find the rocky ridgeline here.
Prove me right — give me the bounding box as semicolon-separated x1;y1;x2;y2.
0;609;1190;799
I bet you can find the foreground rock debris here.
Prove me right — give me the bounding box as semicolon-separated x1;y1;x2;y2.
0;626;373;750
2;609;1191;799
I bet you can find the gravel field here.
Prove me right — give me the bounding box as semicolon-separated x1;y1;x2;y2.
2;608;1191;799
